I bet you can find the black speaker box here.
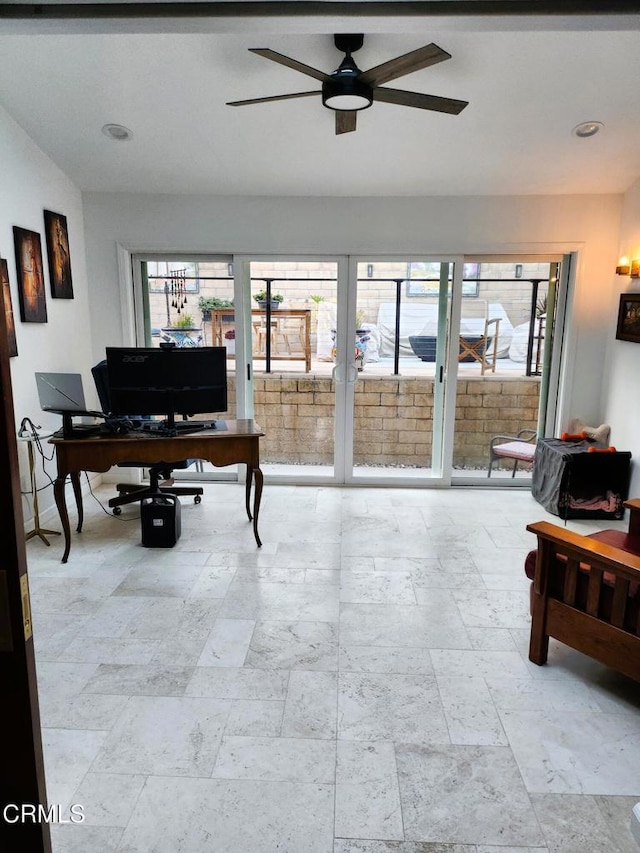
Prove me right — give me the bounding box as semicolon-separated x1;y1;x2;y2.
140;494;181;548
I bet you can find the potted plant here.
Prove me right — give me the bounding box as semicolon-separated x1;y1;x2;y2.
224;327;236;355
253;291;284;310
161;312;201;345
198;296;234;321
171;313;197;329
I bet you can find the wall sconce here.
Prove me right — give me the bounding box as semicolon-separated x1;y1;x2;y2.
616;257;640;277
515;264;523;278
367;264;374;278
616;256;631;276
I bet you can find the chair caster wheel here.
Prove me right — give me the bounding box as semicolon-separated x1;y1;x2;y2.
194;495;202;504
112;506;122;516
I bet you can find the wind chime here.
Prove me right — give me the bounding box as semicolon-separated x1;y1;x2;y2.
170;268;188;316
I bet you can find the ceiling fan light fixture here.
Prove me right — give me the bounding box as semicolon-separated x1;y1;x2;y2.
233;35;466;134
322;77;373;112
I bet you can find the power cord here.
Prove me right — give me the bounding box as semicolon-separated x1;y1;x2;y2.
84;471;140;521
18;417;56;495
17;417;139;521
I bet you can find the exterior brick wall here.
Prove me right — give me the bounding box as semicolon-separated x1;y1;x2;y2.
226;373;541;469
453;377;540;469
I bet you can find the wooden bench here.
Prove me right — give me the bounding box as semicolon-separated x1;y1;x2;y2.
526;498;640;681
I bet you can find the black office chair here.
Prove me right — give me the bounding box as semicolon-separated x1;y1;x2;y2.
91;360;203;514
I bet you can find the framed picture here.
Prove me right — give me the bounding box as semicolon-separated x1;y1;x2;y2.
43;209;73;299
406;262;480;297
13;227;47;323
1;259;18;357
615;293;640;343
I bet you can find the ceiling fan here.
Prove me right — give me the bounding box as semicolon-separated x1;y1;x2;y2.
227;34;469;135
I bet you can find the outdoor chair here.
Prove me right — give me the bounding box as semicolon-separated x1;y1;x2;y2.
280;314;307;356
252;317;279;356
458;316;501;375
488;428;537;477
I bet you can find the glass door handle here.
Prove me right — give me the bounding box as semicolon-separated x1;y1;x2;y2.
346;363;359;384
332;363;345;384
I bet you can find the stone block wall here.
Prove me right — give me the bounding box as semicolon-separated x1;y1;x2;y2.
252;375;335;464
223;373;541;469
453;377;540;469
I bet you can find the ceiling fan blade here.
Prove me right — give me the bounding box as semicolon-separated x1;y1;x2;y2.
360;43;451;87
373;86;468;115
249;48;330;83
227;91;320;107
335;111;357;135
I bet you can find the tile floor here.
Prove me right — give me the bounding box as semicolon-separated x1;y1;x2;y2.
26;483;640;853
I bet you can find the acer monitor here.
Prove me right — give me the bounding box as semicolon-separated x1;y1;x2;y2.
105;345;227;434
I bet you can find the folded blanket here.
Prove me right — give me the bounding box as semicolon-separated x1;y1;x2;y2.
567;490;619;512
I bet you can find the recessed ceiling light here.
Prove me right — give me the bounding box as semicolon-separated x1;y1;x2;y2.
572;121;604;139
101;123;133;142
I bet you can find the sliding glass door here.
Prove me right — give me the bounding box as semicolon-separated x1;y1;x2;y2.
133;254;238;482
132;252;570;488
243;258;341;479
449;258;565;483
240;255;455;485
342;258;454;483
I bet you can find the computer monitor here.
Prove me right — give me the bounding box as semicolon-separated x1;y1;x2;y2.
105;345;228;433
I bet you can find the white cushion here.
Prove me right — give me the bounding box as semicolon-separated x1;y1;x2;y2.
493;440;536;461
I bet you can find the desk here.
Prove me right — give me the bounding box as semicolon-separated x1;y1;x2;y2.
210;309;312;372
50;419;264;563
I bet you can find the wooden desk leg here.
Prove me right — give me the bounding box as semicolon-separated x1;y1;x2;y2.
252;467;263;548
53;476;71;564
245;466;253;522
71;472;83;533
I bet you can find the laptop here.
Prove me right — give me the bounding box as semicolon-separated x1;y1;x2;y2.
35;372;104;437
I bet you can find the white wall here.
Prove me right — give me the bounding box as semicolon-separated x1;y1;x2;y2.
0;88;632;542
1;104;627;520
602;176;640;495
83;190;622;430
0;104;95;523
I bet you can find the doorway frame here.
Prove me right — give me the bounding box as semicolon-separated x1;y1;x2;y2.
121;244;580;489
234;253;348;485
343;254;462;487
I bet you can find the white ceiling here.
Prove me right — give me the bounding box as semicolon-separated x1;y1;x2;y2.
1;14;640;196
